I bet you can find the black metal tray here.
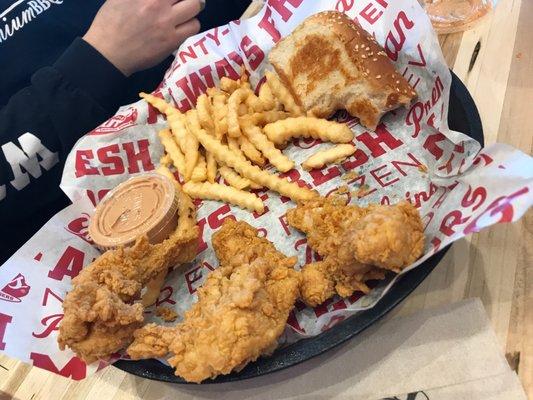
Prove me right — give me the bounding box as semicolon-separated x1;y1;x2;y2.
114;71;484;383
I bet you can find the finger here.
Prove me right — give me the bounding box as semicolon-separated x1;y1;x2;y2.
172;0;203;26
175;18;201;44
171;0;206;8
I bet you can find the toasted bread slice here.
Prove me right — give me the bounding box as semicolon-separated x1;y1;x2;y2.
269;11;417;130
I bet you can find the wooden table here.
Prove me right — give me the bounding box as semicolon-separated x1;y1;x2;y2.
1;1;531;398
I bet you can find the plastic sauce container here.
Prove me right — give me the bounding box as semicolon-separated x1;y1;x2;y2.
89;174;179;251
421;0;494;34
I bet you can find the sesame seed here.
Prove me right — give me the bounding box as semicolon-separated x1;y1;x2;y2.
376;75;381;79
396;80;400;84
373;58;378;61
361;55;366;59
396;88;400;92
365;47;370;50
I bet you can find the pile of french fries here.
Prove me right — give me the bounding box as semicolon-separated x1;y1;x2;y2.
144;70;356;213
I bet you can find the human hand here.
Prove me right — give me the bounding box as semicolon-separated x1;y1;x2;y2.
83;0;202;76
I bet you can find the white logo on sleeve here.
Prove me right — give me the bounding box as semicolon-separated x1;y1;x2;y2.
0;0;64;43
0;132;59;200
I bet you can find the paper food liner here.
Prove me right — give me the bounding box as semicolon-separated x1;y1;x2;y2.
0;0;531;380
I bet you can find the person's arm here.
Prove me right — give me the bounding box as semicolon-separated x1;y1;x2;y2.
0;0;202;261
198;0;251;31
0;0;202;204
0;38;127;216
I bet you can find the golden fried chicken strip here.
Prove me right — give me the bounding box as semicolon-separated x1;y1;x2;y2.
59;283;145;362
287;198;371;306
286;197;368;257
58;186;199;363
339;201;425;272
298;260;389;307
298;261;335;308
127;220;300;383
128;323;179;360
287;199;424;307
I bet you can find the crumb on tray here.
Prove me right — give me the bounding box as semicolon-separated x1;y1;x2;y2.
155;306;178;322
418;164;428;173
336;185;349;194
342;171;359;181
353;184;371;198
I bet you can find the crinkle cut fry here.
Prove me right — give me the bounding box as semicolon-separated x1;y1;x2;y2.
208;88;229;139
158;129;186;175
206;152;217;183
239;135;266;166
141;93;193;161
242;124;294;172
302;144;356;170
239;110;290;126
244;89;264;112
227;88;250;138
219;165;253;190
183;181;264;213
220;76;241;93
156;165;177;182
264;117;354;145
190;153;207;182
258;82;276;110
188;122;317;202
160;154;172;167
139;92;175;115
179;110;201;181
196;94;215;134
139;92;198;180
265;71;303;116
227;136;245;160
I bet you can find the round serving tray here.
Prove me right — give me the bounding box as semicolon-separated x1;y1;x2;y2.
114;71;484;384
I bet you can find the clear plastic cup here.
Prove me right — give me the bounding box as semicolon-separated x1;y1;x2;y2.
421;0;495;34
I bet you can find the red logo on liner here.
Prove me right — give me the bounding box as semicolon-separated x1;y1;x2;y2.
89;108;138;135
65;213;93;244
0;274;31;303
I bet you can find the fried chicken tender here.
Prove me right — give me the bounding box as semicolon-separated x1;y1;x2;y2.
58;186;199;363
59;283;145;362
342;202;425;271
127;220;300;383
286;197;368;257
128;324;179;360
287;198;424;307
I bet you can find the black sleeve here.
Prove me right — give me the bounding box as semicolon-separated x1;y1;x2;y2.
199;0;251;31
0;38;127;262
